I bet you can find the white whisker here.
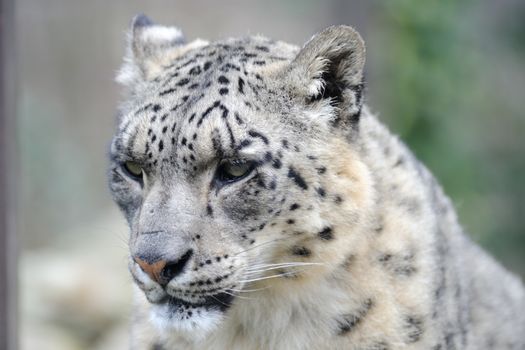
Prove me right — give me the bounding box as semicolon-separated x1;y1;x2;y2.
246;262;323;271
231;236;294;257
228;286;271;293
224;290;254;300
239;271;297;284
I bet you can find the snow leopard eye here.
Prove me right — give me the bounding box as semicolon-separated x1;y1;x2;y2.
122;161;143;181
216;159;255;184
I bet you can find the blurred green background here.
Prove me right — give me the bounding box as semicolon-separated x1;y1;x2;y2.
16;0;525;349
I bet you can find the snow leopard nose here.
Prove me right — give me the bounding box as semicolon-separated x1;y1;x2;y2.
133;249;193;287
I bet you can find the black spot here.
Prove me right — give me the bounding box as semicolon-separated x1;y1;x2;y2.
341;254;354;269
318;226;333;240
220;63;241;72
272;158;282;169
316;166;327;174
135;103;153;115
286;219;295;225
404;315;424;343
219;88;229;95
248;130;269;144
238;77;245;94
159;87;176;96
264;152;273;162
291;246;311;257
393;156;404;168
378;251;417;277
256;177;266;189
162;126;168;133
287;167;308;190
290;203;300;211
316;187;326;197
399;197;421;215
369;341;389;350
335;195;343;204
281;139;289;149
189;66;202;75
218;75;229;84
255;45;269;52
153;104;162;112
203;61;212;71
374;221;384;234
236;139;252;150
337;299;373;335
234;112;244;125
181;137;187;146
158;140;164;152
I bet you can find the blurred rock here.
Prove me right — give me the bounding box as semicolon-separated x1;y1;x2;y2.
21;212;131;350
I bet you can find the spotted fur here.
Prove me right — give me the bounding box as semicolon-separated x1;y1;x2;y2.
109;15;525;350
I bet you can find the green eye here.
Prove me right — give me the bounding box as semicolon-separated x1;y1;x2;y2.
123;161;143;179
216;159;254;184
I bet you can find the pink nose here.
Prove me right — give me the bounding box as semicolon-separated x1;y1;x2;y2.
134;257;167;285
133;249;193;286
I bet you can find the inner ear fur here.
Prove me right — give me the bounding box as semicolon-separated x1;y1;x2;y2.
287;25;366;125
117;15;204;88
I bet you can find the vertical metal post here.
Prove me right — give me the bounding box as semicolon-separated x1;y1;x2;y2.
0;0;17;348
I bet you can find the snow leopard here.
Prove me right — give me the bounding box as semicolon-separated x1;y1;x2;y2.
108;15;525;350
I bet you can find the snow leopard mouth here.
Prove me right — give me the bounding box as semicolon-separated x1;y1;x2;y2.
163;292;236;313
150;292;236;333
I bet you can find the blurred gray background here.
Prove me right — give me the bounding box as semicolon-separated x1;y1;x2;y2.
16;0;525;349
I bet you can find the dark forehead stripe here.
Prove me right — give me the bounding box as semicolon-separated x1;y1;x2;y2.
248;130;269;145
119;37;294;168
197;101;221;127
223;118;236;149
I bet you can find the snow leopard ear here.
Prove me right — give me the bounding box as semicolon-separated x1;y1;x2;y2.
117;15;204;87
286;25;366;126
